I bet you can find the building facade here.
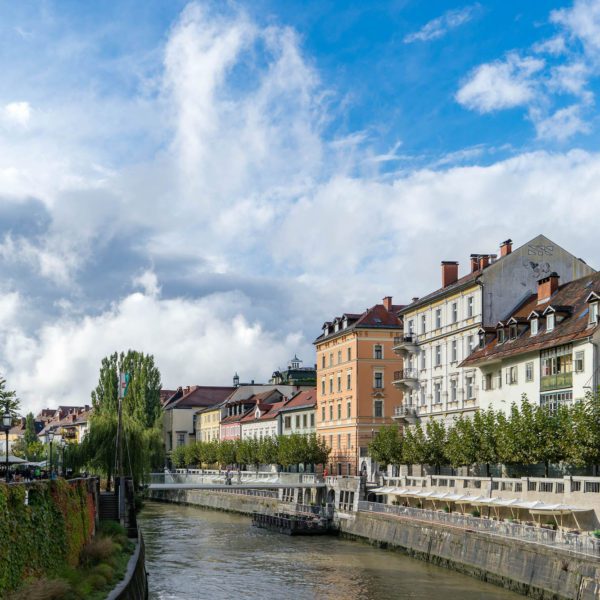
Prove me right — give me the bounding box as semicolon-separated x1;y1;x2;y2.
314;297;404;476
463;271;600;411
393;235;594;425
279;390;317;436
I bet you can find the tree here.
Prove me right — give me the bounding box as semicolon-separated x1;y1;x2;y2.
257;436;278;467
445;416;476;472
473;409;500;476
402;423;428;469
218;439;238;468
424;419;447;474
568;391;600;474
237;438;260;471
0;377;19;420
23;413;38;446
305;434;330;468
534;401;569;477
368;425;403;470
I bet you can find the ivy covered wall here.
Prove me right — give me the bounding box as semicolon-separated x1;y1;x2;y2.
0;478;97;594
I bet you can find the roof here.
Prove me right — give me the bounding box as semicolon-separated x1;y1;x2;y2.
241;399;288;424
462;272;600;366
315;302;403;344
165;386;236;409
278;389;317;413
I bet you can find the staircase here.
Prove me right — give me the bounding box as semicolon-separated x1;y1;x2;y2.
99;492;119;521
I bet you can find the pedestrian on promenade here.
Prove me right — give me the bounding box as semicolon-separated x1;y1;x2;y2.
226;468;232;485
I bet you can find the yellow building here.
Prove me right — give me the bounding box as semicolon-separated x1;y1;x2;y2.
315;297;404;476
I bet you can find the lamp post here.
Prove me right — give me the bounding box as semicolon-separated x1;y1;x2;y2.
45;430;55;479
2;412;11;483
60;438;66;478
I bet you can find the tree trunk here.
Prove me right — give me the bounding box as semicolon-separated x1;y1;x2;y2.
486;463;490;477
545;461;549;478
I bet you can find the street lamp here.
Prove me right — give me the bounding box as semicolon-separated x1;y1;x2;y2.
59;438;66;478
2;412;11;483
45;430;55;479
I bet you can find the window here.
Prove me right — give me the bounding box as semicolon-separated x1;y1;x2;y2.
296;415;301;428
467;335;474;354
434;382;441;404
329;353;333;367
509;324;517;340
374;344;383;359
526;362;534;382
541;345;573;378
547;313;555;331
374;372;383;389
435;308;442;329
338;350;342;364
321;406;325;421
347;433;351;448
177;432;185;447
329;379;333;393
346;372;352;390
451;340;457;362
321;380;325;395
374;400;383;417
484;373;493;391
506;366;518;385
590;302;599;325
310;414;315;427
329;405;333;421
420;349;426;370
498;329;505;344
496;371;502;389
451;302;458;323
435;345;441;366
421;314;426;334
531;319;539;336
337;375;342;392
337;403;341;420
465;375;474;399
450;379;457;402
407;319;414;334
479;333;485;349
575;351;585;372
321;355;325;368
337;433;341;448
420;386;426;406
284;416;291;429
540;390;573;413
329;435;333;449
467;296;474;318
347;347;352;361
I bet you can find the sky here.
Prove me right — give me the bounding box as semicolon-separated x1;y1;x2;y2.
2;0;600;414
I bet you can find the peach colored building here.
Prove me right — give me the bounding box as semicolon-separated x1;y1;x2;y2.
314;297;404;476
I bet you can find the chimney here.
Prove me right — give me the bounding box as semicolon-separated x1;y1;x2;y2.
412;297;419;303
441;261;459;287
538;272;559;303
470;254;480;273
383;296;393;311
479;255;490;270
500;239;513;257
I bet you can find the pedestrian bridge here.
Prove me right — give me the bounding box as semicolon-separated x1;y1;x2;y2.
147;470;326;491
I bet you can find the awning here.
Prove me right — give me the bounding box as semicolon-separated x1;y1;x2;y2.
0;454;27;464
454;495;490;504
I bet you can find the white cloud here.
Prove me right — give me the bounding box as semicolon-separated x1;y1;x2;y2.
532;35;567;56
456;53;544;112
551;0;600;56
404;5;479;43
533;104;591;141
3;101;31;127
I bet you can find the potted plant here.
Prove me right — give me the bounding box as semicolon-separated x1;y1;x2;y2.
443;506;451;513
471;509;481;518
591;529;600;539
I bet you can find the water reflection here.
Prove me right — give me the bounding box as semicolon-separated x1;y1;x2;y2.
139;502;523;600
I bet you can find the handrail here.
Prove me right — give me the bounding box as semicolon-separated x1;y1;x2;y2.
358;501;600;559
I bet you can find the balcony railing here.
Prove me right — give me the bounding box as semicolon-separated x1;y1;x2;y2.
540;372;573;392
394;405;418;418
393;368;419;381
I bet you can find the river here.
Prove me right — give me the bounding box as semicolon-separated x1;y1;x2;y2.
139;502;524;600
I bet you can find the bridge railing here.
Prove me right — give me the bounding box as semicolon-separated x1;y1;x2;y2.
150;471;323;486
358;501;600;559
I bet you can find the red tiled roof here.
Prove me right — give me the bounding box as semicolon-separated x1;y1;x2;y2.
167;386;236;409
278;389;316;412
462;272;600;366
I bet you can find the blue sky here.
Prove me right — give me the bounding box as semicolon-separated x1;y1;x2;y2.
2;0;600;411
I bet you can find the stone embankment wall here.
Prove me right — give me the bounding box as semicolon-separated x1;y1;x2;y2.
106;531;148;600
148;488;281;515
338;511;600;600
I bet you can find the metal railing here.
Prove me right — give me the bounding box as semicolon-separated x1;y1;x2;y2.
393;334;419;346
393;369;419;381
358;501;600;558
394;405;418;418
216;488;278;498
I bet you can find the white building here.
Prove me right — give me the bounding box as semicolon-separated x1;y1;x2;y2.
393;236;594;425
278;390;317;436
463;271;600;412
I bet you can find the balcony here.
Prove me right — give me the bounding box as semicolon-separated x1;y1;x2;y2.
392;333;419;357
392;404;419;424
540;372;573;392
392;368;420;391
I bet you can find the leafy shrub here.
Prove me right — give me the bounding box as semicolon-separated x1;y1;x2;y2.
6;578;72;600
97;521;126;538
80;537;116;565
471;509;481;518
86;573;107;590
592;529;600;539
93;562;115;583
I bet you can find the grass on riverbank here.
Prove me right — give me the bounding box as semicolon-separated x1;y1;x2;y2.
6;522;135;600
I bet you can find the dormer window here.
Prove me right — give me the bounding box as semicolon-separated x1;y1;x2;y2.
547;313;555;332
342;317;348;329
590;302;599;325
478;332;485;349
531;319;539;336
509;324;517;340
498;329;505;344
334;321;339;332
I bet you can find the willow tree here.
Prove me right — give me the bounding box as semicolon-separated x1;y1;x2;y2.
87;350;164;487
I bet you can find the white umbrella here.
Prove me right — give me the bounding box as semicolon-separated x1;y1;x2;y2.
0;454;27;464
